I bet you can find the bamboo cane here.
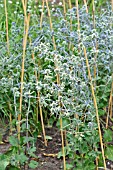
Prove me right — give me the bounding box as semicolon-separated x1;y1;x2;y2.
68;0;73;50
4;0;12;134
21;0;28;34
4;0;9;54
110;75;113;118
31;51;47;146
75;0;81;132
112;0;113;11
83;1;99;166
45;0;66;169
106;0;113;129
110;0;113;120
69;0;72;29
76;0;80;53
62;0;66;18
84;47;106;170
92;0;98;88
40;0;45;28
92;1;99;168
83;0;88;13
18;0;30;140
106;74;113;129
32;0;47;146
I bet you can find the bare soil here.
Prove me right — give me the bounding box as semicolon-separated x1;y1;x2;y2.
35;126;65;170
0;124;67;170
1;119;113;170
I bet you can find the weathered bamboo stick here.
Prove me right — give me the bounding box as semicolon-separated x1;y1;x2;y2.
84;47;106;170
45;0;66;169
4;0;12;134
83;0;88;13
18;1;30;140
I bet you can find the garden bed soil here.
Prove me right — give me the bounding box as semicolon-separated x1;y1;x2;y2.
1;121;113;169
35;126;65;170
0;125;67;170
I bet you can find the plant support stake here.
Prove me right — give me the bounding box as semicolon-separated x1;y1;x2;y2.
45;0;66;169
18;10;30;140
83;46;106;170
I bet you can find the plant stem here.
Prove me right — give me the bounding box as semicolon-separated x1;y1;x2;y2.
31;0;47;146
40;0;45;28
75;0;80;131
106;74;113;128
31;51;47;147
8;103;12;135
83;0;88;13
83;46;106;170
26;90;30;148
112;0;113;11
76;0;80;52
4;0;9;54
62;0;66;18
92;0;98;87
69;0;72;29
45;0;66;169
4;0;12;134
18;10;30;140
68;0;73;50
92;2;99;169
110;75;113;118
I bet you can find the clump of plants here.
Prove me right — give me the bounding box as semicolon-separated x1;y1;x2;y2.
0;0;113;170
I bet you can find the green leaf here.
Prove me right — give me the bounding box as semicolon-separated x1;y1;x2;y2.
0;160;9;170
76;159;96;170
57;151;63;159
45;135;52;140
9;136;18;146
101;95;107;102
98;109;106;116
28;147;38;158
62;118;70;128
105;145;113;161
23;136;34;144
56;118;70;129
16;153;28;164
66;164;73;169
29;160;38;169
28;147;36;153
103;129;112;142
98;153;103;167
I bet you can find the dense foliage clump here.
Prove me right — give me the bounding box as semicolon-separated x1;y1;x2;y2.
0;1;113;169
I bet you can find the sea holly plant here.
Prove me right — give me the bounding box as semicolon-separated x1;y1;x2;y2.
0;0;113;169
